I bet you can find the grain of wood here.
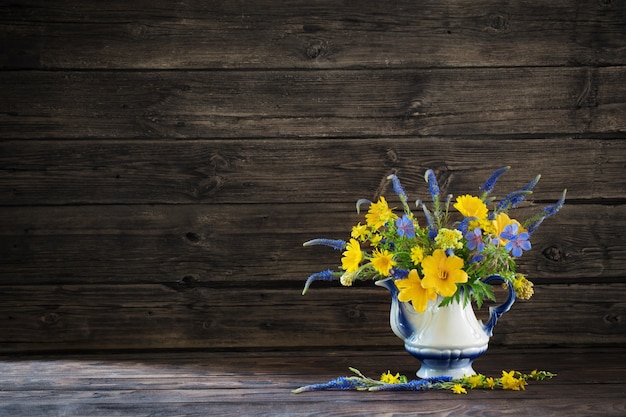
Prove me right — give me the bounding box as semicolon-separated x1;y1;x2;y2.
1;68;624;138
0;284;623;352
0;349;624;416
1;0;625;69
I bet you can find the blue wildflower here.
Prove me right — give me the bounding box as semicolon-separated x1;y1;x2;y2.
465;228;485;252
543;188;567;218
424;169;440;200
395;214;416;238
480;166;510;194
302;238;346;251
526;189;567;235
302;269;338;295
291;377;360;393
457;216;475;235
469;254;484;264
494;175;541;214
390;268;409;279
500;223;531;257
387;174;408;202
370;376;454;391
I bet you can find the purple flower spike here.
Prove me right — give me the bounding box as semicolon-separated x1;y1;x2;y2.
501;223;531;257
395;214;416;238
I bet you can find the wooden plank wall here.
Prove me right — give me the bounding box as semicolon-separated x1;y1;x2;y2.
0;0;625;353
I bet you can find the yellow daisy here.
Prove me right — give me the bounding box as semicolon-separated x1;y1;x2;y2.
454;194;488;219
371;249;396;276
341;239;362;273
365;196;396;230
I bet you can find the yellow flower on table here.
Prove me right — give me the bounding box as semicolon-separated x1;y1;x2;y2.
451;384;467;394
421;249;468;297
501;370;527;391
380;371;401;384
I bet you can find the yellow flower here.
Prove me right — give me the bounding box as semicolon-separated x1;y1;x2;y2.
477;218;496;235
365;196;396;230
485;377;496;389
421;249;468;297
451;384;467;394
410;246;424;265
395;269;436;313
370;233;383;247
351;223;369;242
492;213;526;245
341;239;362;273
371;249;396;276
380;371;401;384
454;194;488;220
467;374;485;389
501;370;527;391
434;228;463;250
513;274;534;300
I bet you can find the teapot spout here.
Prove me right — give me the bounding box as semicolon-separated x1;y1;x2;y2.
375;278;414;341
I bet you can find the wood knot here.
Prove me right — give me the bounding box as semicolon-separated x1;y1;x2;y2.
185;232;201;243
40;312;60;325
486;13;510;32
386;148;399;163
542;245;566;262
603;312;621;326
179;275;199;288
306;41;327;59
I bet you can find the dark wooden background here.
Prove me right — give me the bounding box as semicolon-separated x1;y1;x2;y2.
1;0;625;353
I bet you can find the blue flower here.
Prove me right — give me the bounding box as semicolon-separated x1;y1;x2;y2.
480;166;510;194
465;228;485;252
424;169;440;200
500;223;531;257
370;376;453;391
292;377;360;393
390;268;409;279
302;269;338;295
387;174;408;202
395;214;415;238
469;254;484;264
302;238;346;251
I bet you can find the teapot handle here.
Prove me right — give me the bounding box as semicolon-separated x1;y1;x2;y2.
482;275;516;337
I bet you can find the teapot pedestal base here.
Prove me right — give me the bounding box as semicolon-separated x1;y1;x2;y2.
407;345;488;379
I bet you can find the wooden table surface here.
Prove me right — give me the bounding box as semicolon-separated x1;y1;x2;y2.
0;347;624;416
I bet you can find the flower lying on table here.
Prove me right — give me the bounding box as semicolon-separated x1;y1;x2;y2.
302;167;566;310
292;368;556;394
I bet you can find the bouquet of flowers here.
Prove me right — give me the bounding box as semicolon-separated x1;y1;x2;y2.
302;167;566;312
